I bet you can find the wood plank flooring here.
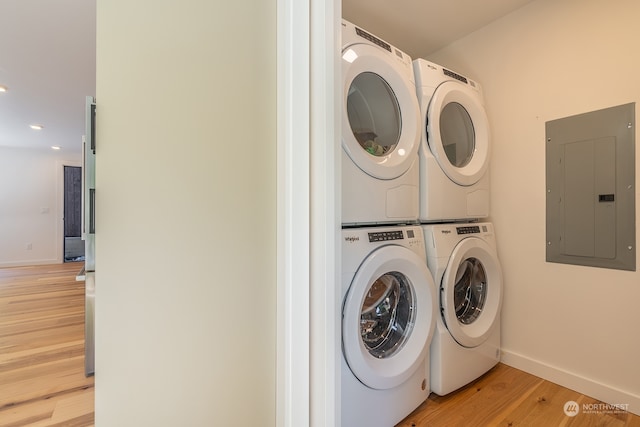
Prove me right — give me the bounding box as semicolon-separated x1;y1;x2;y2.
1;263;639;426
397;361;640;427
0;262;94;427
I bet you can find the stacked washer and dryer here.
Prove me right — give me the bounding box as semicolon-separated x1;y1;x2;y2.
412;58;504;397
340;19;505;426
340;20;437;427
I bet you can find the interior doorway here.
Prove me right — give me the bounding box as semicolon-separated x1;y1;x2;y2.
63;165;84;262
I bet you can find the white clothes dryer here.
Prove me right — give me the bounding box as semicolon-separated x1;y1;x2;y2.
341;20;421;225
421;222;502;396
413;59;491;222
341;225;437;426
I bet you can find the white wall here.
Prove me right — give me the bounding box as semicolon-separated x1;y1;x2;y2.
95;1;276;426
0;146;80;267
429;0;640;413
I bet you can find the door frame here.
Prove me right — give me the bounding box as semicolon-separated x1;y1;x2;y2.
277;0;341;425
56;159;82;264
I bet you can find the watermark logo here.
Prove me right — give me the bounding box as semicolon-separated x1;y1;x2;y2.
582;402;629;415
563;401;580;417
563;401;630;417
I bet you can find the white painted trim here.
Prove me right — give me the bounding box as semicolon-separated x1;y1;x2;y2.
309;0;341;426
277;0;310;425
277;0;341;425
0;258;59;268
501;349;640;416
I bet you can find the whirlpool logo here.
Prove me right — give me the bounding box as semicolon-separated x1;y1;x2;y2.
344;236;360;243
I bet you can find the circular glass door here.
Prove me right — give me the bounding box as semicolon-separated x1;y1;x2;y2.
427;81;490;186
452;257;486;325
347;72;401;157
343;245;436;390
440;238;502;348
342;43;420;180
360;271;414;359
440;102;475;168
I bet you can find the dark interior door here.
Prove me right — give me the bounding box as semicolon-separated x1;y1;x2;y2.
64;166;82;237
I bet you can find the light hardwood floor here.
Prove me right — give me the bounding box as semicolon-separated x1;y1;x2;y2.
397;362;640;427
1;263;638;426
0;262;94;427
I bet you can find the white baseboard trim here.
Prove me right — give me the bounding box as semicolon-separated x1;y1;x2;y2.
501;349;640;416
0;258;59;268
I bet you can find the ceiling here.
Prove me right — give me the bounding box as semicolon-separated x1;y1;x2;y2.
0;0;96;155
0;0;532;155
343;0;534;58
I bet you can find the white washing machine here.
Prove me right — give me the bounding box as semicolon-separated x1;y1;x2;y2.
341;225;437;426
421;222;502;396
413;58;491;222
341;20;421;226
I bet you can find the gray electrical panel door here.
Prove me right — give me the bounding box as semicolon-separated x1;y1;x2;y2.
546;103;635;271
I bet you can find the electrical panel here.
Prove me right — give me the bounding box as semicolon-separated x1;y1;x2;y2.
546;103;636;271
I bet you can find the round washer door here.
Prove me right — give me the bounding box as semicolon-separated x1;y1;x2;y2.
343;245;437;390
440;237;502;348
342;43;420;180
426;81;490;186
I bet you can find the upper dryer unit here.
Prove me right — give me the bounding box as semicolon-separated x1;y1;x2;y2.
341;20;421;226
413;58;491;222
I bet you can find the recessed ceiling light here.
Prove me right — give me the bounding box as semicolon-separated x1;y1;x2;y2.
0;85;7;93
51;146;61;150
30;124;44;130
